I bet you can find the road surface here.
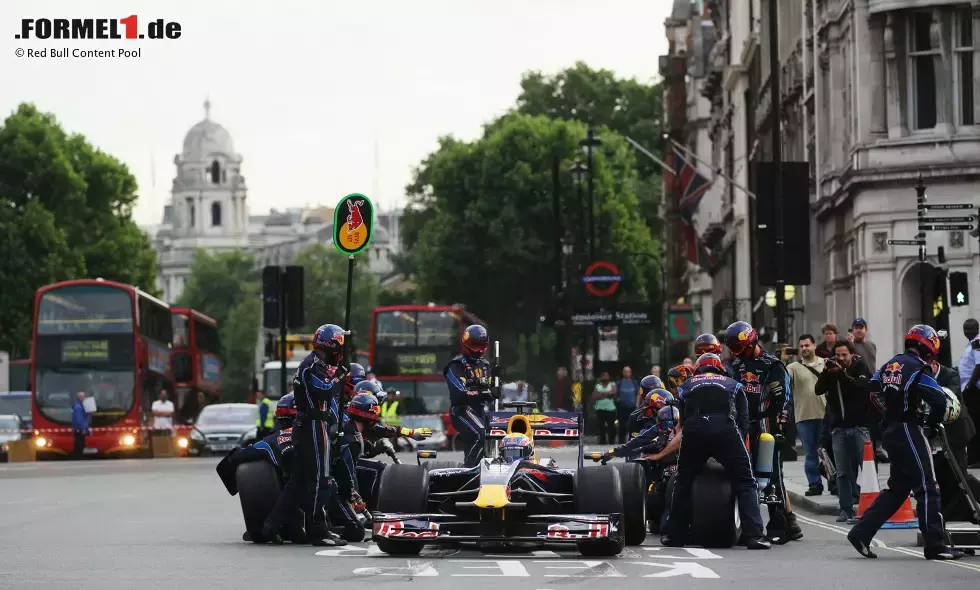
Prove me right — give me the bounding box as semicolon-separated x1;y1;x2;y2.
1;450;978;589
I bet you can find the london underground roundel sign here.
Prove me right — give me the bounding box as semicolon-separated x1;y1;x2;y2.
582;261;622;297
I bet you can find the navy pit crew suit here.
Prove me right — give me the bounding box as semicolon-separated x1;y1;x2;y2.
666;372;765;541
332;418;405;526
445;353;493;467
850;351;949;550
731;351;796;536
265;352;344;537
216;428;296;496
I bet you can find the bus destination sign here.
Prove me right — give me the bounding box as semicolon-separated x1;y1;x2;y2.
395;352;441;376
61;340;110;362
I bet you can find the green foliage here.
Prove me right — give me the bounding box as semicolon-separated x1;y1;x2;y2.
0;103;159;355
293;244;380;348
405;113;661;360
177;250;260;400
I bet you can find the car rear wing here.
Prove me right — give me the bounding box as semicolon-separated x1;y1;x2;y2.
485;411;585;468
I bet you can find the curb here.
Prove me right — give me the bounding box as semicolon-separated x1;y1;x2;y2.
786;489;839;516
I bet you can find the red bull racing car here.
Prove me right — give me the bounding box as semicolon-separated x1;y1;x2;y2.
371;402;635;557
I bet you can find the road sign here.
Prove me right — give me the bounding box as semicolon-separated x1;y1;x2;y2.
668;308;695;340
917;203;975;211
333;193;375;255
887;239;926;246
581;261;623;297
921;224;975;231
918;216;975;223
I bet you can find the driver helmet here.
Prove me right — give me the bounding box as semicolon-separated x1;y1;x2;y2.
905;324;941;362
499;433;533;463
724;321;758;359
346;392;381;423
462;324;489;358
657;405;681;431
640;388;674;417
694;353;727;375
694;333;723;356
312;324;346;366
275;393;296;428
349;363;366;385
666;365;694;394
640;374;665;395
918;386;961;425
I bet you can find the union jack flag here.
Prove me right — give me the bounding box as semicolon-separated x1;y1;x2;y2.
663;146;711;220
681;217;715;271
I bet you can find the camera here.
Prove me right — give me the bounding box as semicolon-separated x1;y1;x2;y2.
783;347;799;356
825;358;840;369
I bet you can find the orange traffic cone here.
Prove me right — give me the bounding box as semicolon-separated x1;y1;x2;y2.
855;440;880;518
881;495;918;529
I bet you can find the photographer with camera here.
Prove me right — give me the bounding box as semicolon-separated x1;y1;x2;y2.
814;341;874;522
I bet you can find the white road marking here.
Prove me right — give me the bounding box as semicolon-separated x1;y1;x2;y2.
533;560;626;577
641;547;723;559
351;561;438;577
627;561;721;578
449;559;530;576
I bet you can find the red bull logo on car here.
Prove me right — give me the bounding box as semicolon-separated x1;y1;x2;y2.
881;361;903;385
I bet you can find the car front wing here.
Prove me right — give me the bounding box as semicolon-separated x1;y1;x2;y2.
371;512;621;544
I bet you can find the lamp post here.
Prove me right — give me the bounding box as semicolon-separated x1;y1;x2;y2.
580;128;602;260
569;161;588;258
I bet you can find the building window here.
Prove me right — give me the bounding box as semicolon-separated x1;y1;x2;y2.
210;160;221;184
908;12;938;130
186;197;195;228
211;202;222;227
954;7;975;126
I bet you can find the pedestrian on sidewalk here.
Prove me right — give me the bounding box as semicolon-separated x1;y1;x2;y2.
815;323;839;360
850;318;885;463
786;334;827;496
615;366;640;444
957;318;980;467
815;341;874;522
591;372;618;445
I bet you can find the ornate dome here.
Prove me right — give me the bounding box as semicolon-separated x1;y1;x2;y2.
182;99;235;160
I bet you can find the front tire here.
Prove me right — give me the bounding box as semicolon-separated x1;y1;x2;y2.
236;461;281;542
689;460;740;548
612;462;647;546
574;465;625;557
374;464;429;556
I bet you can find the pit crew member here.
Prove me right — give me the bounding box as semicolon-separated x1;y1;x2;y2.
725;320;802;544
445;324;496;467
664;353;770;550
847;325;962;561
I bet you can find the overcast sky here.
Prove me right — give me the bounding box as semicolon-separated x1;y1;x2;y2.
1;0;670;226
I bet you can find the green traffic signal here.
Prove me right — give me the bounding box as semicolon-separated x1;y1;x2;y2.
950;272;969;307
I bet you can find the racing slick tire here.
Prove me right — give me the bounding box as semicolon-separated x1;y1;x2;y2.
574;465;625;557
375;464;430;556
664;460;741;548
612;462;647;546
236;461;281;542
421;460;465;472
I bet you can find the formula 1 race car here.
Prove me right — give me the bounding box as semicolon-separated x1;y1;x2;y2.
371;402;626;557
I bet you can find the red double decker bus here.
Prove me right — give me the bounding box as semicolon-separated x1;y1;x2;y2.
31;279;173;457
170;308;222;423
370;304;487;415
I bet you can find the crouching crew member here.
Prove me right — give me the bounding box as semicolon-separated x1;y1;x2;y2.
664;353;770;550
263;324;349;547
445;324;495;467
848;325;962;561
625;378;669;437
725;320;803;544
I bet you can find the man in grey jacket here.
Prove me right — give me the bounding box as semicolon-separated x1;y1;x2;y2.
849;318;877;370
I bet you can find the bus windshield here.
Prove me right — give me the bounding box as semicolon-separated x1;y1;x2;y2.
37;285;134;335
34;367;135;427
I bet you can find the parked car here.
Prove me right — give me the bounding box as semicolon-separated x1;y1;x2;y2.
0;391;31;432
0;414;25;461
187;404;258;456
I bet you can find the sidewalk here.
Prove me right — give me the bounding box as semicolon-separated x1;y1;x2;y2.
783;456;980;516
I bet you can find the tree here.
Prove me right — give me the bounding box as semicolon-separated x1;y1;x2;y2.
405;114;660;364
178;250;260;400
293;244;379;351
0;103;159;355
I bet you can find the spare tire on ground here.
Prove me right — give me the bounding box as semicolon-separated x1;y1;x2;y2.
236;461;281;541
574;465;625;557
375;464;430;556
612;462;647;546
664;459;741;548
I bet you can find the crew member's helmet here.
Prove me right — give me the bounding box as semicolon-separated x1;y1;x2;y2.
312;324;346;365
346;392;381;423
349;363;366;385
724;321;758;359
694;333;723;356
919;386;962;425
640;388;674;417
498;433;533;463
275;393;296;428
905;324;941;362
462;324;489;358
694;353;727;375
640;374;665;395
353;379;384;397
666;365;694;394
657;406;681;431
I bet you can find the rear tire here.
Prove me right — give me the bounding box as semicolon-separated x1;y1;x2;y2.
574;465;625;557
236;461;281;542
689;460;740;548
375;464;429;556
612;462;647;546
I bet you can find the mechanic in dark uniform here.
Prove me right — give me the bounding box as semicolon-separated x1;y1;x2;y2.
848;325;962;561
623;385;673;446
262;324;349;546
445;324;496;467
664;353;770;550
725;320;802;544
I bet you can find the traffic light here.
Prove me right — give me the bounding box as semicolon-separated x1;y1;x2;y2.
950;272;969;307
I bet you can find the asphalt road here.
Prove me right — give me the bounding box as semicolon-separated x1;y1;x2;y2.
1;450;979;589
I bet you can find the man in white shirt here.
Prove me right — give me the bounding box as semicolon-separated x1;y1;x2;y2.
151;390;175;431
958;319;980;465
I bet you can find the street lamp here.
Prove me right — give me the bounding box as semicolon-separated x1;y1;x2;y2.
568;160;588;258
579;128;602;260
